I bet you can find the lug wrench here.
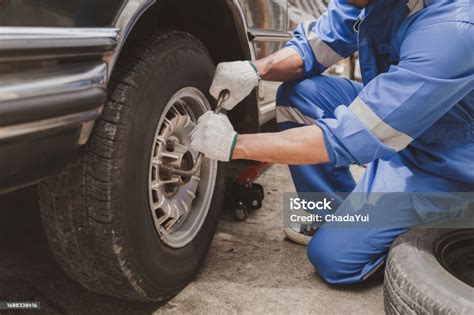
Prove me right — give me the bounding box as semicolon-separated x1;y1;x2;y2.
161;89;230;177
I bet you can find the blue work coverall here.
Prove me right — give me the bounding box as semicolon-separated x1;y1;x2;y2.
277;0;473;283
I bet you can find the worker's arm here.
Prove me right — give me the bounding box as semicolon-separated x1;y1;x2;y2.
252;47;304;82
313;20;474;167
256;0;361;82
209;48;304;110
210;1;360;110
193;21;474;166
232;125;330;164
190;113;330;164
280;1;360;79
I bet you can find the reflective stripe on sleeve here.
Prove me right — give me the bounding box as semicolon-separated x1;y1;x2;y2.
301;21;344;68
276;106;315;125
349;97;413;151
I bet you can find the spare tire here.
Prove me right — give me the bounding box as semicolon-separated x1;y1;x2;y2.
384;228;474;314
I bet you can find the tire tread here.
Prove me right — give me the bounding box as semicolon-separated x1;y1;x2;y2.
39;31;211;301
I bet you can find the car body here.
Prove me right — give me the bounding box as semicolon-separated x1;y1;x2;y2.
0;0;328;193
0;0;329;301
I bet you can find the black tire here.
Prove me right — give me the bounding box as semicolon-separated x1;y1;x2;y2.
384;228;474;314
38;31;225;302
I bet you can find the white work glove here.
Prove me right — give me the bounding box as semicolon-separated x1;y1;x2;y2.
190;111;238;162
210;61;260;111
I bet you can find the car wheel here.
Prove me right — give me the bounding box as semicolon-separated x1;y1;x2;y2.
384;227;474;314
38;31;225;302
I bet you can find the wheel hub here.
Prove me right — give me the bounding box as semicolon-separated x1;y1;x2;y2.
150;111;199;229
148;87;217;248
157;119;197;194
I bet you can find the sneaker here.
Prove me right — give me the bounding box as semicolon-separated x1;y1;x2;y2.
283;225;317;246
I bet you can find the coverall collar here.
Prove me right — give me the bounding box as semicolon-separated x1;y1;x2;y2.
361;0;427;20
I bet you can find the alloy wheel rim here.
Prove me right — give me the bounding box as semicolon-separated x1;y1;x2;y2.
148;87;217;248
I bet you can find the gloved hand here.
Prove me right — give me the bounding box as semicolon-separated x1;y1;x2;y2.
190;111;238;162
210;61;260;111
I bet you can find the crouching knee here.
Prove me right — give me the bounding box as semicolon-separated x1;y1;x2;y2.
307;233;358;284
276;80;318;131
275;82;296;130
275;79;317;107
307;237;341;283
276;82;292;107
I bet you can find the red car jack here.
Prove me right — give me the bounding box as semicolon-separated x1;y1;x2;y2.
225;162;271;220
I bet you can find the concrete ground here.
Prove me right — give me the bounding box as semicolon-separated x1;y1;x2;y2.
0;164;384;314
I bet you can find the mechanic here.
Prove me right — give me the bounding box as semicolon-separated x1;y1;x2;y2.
191;0;474;284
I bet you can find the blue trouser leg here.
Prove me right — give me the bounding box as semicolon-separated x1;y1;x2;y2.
276;75;362;200
307;159;424;284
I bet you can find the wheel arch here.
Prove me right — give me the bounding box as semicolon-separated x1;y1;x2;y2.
110;0;253;75
108;0;258;133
